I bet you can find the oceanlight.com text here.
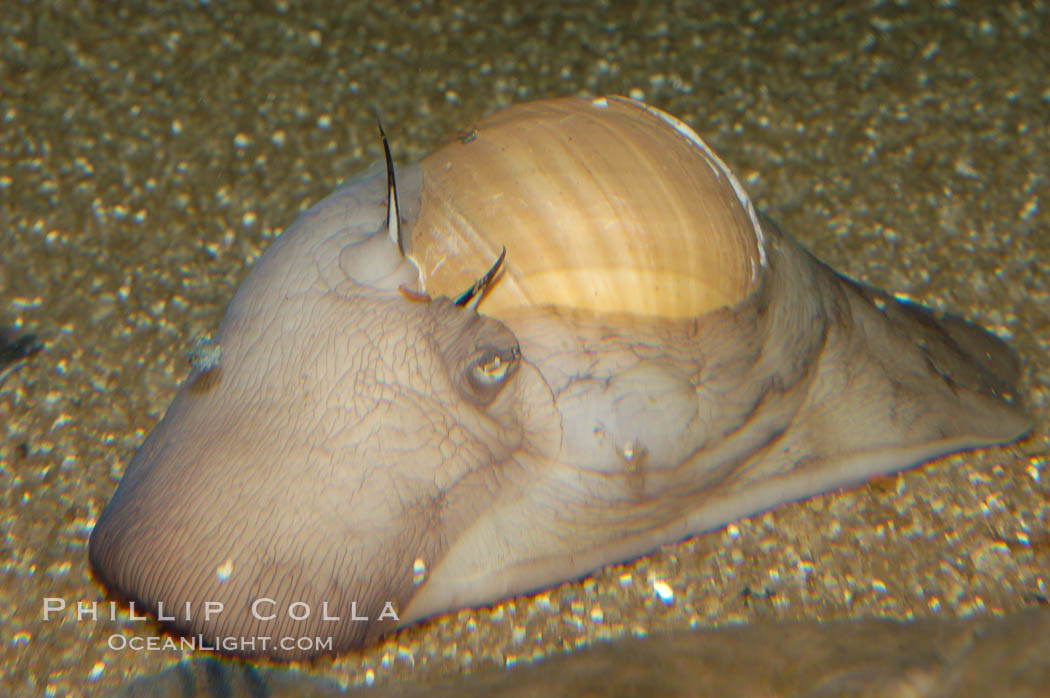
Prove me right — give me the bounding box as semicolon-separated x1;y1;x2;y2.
107;633;334;654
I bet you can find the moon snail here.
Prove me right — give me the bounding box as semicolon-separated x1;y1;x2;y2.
89;95;1031;660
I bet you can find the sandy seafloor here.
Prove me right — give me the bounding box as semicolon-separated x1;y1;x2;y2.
1;1;1048;696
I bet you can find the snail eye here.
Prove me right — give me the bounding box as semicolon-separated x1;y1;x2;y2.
463;345;520;404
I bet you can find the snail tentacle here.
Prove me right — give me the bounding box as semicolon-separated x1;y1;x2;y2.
378;120;405;257
453;246;507;309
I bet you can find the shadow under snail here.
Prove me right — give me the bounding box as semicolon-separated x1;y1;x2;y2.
89;95;1031;660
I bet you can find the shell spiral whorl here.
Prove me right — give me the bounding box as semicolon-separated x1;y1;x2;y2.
409;96;767;320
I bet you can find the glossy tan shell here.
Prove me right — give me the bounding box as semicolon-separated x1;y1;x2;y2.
409;95;767;319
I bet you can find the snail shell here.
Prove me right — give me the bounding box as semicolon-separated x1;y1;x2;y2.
410;96;766;318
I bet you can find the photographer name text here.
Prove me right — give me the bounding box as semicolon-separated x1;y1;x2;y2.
43;597;399;623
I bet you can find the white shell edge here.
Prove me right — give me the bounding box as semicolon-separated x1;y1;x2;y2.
596;96;770;281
